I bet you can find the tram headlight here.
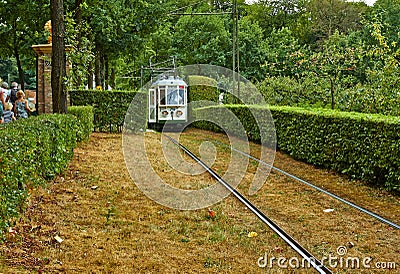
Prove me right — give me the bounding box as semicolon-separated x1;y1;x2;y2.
176;110;183;117
161;110;169;117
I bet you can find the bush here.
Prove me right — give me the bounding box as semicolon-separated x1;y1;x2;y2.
68;105;94;142
256;76;330;107
194;105;400;192
70;89;139;132
187;76;219;103
0;114;79;237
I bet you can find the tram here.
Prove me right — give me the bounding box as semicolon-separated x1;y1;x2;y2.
148;75;188;130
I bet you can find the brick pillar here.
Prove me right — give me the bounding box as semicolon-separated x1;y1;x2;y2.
32;44;52;114
32;44;70;114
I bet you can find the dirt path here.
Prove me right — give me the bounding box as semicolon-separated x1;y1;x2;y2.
1;130;399;273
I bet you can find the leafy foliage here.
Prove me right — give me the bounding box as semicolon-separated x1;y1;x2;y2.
0;0;49;88
70;89;139;132
173;12;230;67
68;106;94;142
194;105;400;193
0;112;93;236
187;76;219;103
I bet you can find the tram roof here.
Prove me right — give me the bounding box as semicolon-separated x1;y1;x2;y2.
151;75;187;87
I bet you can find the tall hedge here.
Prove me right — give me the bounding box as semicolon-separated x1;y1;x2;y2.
187;75;219;103
194;105;400;192
0;114;78;234
68;106;94;142
70;89;139;132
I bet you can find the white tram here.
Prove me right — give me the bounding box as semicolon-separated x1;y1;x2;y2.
148;75;188;130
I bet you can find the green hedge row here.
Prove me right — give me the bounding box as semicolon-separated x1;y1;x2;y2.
187;76;219;104
70;89;139;132
0;107;93;237
194;105;400;192
68;106;94;142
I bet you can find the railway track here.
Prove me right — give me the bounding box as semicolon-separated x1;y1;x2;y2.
164;134;334;274
209;139;400;231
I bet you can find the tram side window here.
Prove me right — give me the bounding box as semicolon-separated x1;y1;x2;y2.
179;88;185;105
149;91;156;120
159;87;166;105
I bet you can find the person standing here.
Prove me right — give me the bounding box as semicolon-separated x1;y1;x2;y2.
3;102;15;123
9;82;18;106
1;82;10;103
0;82;6;124
14;90;33;119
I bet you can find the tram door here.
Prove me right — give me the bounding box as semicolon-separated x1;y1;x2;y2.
148;89;156;123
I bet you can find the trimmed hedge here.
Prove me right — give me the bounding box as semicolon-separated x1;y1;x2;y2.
70;89;139;132
0;108;93;237
0;114;77;233
194;105;400;192
69;106;94;142
187;75;219;103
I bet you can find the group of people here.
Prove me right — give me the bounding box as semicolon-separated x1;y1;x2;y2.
0;81;34;124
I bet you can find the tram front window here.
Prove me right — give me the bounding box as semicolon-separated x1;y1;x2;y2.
167;89;183;105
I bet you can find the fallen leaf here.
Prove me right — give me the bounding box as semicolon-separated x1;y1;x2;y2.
207;208;216;218
247;231;258;238
30;225;41;232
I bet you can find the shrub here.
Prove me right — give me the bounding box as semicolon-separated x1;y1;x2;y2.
256;76;330;108
187;76;219;103
0;114;79;237
70;89;139;132
68;105;94;142
194;105;400;192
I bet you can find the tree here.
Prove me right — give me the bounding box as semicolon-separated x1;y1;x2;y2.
361;14;400;115
0;0;49;89
244;0;306;38
306;0;366;46
76;0;164;89
309;30;363;109
262;27;303;78
237;18;268;82
51;0;68;113
370;0;400;52
172;12;230;67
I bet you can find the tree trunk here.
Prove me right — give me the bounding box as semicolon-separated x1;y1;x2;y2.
88;61;94;89
110;67;116;89
50;0;67;113
74;0;83;88
95;48;102;88
12;20;24;90
104;54;109;90
14;47;24;91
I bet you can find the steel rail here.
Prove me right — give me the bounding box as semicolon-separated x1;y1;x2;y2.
164;134;333;274
211;140;400;230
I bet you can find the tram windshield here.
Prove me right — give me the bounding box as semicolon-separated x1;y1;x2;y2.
166;87;184;105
